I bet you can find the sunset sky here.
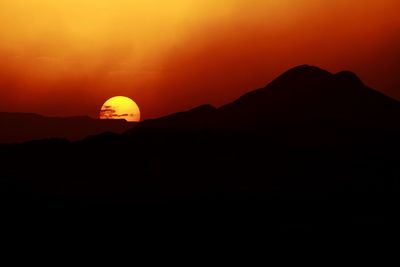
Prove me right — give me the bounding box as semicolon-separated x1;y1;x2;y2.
0;0;399;119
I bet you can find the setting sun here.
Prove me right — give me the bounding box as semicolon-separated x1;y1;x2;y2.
99;96;140;122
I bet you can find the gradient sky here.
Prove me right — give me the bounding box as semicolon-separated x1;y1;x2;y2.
0;0;399;119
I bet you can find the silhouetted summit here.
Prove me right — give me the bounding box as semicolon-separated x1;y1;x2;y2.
334;71;365;87
267;65;332;89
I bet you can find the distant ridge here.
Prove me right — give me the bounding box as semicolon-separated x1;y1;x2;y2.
3;65;400;146
0;112;136;143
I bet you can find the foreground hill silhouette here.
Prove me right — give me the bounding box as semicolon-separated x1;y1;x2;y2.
1;65;399;231
0;113;135;143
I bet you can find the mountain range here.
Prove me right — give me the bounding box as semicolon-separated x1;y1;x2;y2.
1;65;399;230
131;65;400;133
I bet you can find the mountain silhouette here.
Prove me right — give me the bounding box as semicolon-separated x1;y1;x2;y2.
0;112;136;143
1;65;399;231
127;65;400;134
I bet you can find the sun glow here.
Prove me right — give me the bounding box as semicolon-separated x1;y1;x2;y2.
100;96;140;122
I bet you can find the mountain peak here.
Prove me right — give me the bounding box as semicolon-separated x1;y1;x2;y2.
282;64;331;77
288;64;329;73
267;65;332;89
333;71;364;87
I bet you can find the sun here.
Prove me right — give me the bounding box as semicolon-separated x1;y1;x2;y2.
99;96;141;122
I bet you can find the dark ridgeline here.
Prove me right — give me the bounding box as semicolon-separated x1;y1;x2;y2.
0;113;135;143
1;65;399;231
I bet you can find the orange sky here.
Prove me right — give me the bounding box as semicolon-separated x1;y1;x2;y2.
0;0;399;119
